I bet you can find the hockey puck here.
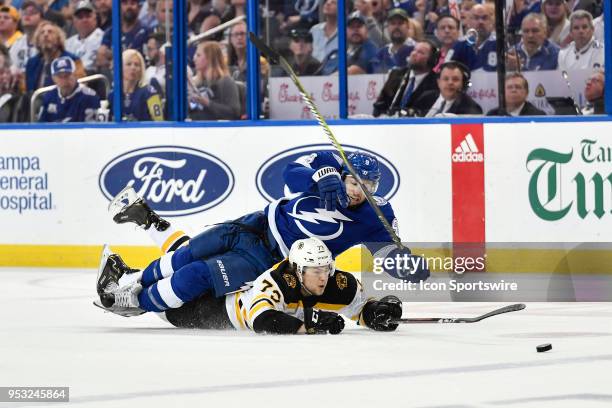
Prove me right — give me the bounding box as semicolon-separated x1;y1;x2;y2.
536;343;552;353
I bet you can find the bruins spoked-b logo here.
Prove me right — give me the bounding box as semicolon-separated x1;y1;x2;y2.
336;273;348;290
283;273;297;288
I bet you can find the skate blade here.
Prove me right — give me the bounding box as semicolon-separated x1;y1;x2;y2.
93;299;145;317
108;185;139;217
96;244;113;289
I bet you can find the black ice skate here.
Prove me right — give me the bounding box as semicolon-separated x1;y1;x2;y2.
108;186;169;231
95;245;144;316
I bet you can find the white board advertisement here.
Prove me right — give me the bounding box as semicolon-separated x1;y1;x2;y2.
0;124;452;249
485;121;612;242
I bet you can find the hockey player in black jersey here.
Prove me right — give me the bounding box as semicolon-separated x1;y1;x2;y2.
96;237;403;335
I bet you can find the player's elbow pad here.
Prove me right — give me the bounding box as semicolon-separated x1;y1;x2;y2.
252;310;303;334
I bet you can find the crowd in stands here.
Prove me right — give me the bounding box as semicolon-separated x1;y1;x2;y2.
0;0;606;123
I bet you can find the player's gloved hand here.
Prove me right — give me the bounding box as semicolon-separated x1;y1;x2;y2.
312;166;348;211
362;296;403;332
303;307;345;335
378;246;430;283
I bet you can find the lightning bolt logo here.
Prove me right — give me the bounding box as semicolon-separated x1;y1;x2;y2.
288;197;353;241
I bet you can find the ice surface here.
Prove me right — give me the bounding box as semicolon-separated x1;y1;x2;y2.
1;268;611;408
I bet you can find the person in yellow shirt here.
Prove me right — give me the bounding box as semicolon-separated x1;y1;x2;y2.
0;6;23;48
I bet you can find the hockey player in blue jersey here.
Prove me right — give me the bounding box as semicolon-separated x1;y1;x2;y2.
98;151;429;315
38;56;101;122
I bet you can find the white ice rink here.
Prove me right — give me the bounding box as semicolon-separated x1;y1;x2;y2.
2;267;611;408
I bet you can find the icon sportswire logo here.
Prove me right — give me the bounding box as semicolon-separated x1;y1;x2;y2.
452;133;483;163
99;146;234;216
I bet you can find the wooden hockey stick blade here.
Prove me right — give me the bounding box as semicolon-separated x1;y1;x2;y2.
248;32;403;249
392;303;526;324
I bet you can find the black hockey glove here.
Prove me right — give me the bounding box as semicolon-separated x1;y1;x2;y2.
312;166;348;211
303;307;345;335
362;295;403;332
380;247;430;283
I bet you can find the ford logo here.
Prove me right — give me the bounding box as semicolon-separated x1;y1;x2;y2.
256;144;399;202
99;146;234;216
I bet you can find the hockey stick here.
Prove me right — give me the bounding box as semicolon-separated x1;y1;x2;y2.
249;32;403;249
392;303;526;324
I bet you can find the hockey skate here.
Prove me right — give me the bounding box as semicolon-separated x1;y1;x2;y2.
108;186;169;231
95;245;145;317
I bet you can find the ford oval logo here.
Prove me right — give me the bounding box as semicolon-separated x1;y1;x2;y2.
99;146;234;216
256;144;399;202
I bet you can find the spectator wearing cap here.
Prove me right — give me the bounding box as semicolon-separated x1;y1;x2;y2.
346;11;378;74
9;1;43;74
373;40;439;117
38;55;100;122
372;8;414;73
97;0;150;72
448;3;498;72
558;10;604;72
486;73;546;116
352;0;385;47
309;0;338;63
26;21;85;92
506;13;559;71
0;6;23;48
273;28;320;77
433;15;460;72
66;1;104;73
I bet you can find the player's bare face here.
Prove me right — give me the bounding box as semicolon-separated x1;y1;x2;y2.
302;266;331;296
345;176;368;207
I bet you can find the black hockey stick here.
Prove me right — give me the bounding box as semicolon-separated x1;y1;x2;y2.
249;32;403;249
392;303;526;324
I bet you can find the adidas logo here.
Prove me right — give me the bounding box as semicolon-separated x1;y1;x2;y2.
452;133;483;163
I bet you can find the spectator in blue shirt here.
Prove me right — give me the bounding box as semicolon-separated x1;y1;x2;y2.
109;49;163;121
96;0;149;73
25;21;85;92
506;12;559;71
346;11;378;74
38;56;100;122
448;3;498;72
373;8;415;73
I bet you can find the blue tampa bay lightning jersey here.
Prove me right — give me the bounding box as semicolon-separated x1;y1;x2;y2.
449;35;498;72
38;84;100;122
265;151;399;256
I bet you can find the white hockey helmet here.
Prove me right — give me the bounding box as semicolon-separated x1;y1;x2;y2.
288;237;335;282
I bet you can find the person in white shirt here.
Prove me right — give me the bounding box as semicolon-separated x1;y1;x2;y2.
592;15;603;43
558;10;604;72
9;1;42;74
65;0;104;73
